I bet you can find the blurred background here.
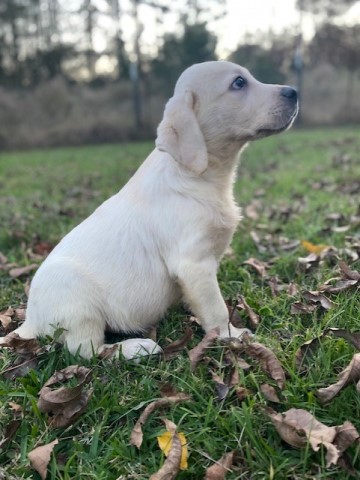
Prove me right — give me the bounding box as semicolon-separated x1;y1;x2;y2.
0;0;359;150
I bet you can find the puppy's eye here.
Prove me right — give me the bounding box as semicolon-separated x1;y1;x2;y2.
231;76;246;90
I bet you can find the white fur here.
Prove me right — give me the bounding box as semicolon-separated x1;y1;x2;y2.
12;61;298;359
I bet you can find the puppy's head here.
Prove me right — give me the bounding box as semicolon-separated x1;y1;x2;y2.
156;61;298;174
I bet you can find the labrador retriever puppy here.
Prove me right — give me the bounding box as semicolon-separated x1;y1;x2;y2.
10;61;298;359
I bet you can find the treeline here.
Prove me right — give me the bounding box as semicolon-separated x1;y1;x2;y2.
0;0;359;149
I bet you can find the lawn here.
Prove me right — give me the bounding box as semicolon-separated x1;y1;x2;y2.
0;127;359;479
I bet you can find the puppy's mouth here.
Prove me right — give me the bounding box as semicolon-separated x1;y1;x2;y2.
254;105;299;139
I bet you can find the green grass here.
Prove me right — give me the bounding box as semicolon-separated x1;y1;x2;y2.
1;127;360;479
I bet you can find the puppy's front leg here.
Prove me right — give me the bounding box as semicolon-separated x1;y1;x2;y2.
177;258;249;338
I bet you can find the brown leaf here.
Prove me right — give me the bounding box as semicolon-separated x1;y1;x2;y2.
295;338;321;369
243;257;268;277
235;387;249;401
159;383;181;398
163;327;193;360
204;450;235;479
245;342;285;389
290;302;317;315
334;421;360;453
339;261;360;281
188;328;219;371
326;328;360;350
297;253;319;270
38;366;92;428
320;279;358;294
0;420;21;449
0;251;8;264
210;371;230;401
150;419;182;480
28;439;59;480
260;383;280;403
236;296;260;329
0;307;14;331
9;264;38;278
317;353;360;404
0;332;40;355
3;354;38;380
268;408;340;467
302;291;335;310
130;394;191;449
287;282;299;297
8;402;23;414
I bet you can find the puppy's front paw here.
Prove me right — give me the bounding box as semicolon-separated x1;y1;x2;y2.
99;338;162;361
218;324;253;340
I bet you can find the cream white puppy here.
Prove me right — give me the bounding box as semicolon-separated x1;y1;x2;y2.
12;61;298;359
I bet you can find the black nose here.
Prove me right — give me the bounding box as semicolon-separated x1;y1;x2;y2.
281;86;297;101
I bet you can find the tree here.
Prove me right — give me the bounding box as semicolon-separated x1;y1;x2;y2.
310;23;360;109
153;22;217;93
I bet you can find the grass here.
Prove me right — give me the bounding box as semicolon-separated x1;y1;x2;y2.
0;126;360;479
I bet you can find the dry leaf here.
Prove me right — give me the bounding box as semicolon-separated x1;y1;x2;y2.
0;332;40;355
301;240;329;255
0;251;8;264
297;253;319;270
295;338;321;369
268;408;339;467
188;328;219;371
8;402;23;414
260;383;280;403
243;257;268;277
0;420;21;449
9;264;38;278
326;328;360;350
302;291;335;310
245;342;285;389
28;439;59;480
235;387;250;401
150;419;182;480
317;353;360;404
38;366;92;428
204;450;235;479
339;261;360;281
130;393;191;449
163;327;193;360
211;371;230;401
157;423;188;470
236;296;260;329
290;302;317;315
3;354;38;380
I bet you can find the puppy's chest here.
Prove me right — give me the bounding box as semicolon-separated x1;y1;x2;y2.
208;201;241;255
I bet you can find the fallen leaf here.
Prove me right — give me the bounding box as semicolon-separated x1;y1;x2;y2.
245;342;286;389
28;439;59;480
268;408;340;467
326;328;360;350
211;371;230;401
38;366;92;428
130;394;191;449
295;338;322;369
236;296;260;329
204;450;235;479
3;354;38;380
150;419;183;480
243;257;268;277
235;387;250;401
317;353;360;404
287;282;299;296
188;328;219;371
163;327;193;360
0;420;21;449
260;383;280;403
0;307;14;331
290;302;317;315
9;264;38;278
297;253;319;270
302;291;335;310
157;422;188;470
334;421;360;454
301;240;329;255
339;261;360;281
0;332;40;355
159;383;181;398
8;402;23;414
0;251;8;264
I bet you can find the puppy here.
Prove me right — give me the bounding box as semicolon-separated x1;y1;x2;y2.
11;61;298;359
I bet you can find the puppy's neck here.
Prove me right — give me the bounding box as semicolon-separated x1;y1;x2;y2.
205;142;248;182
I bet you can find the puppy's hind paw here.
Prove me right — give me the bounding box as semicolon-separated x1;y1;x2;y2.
98;338;162;362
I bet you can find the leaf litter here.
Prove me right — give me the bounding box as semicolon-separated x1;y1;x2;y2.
268;408;359;468
130;393;191;449
28;439;59;480
150;419;184;480
37;365;93;428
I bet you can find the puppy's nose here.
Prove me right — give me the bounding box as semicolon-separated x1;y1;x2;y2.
280;86;297;102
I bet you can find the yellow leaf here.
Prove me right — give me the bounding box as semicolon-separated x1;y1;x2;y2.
157;430;188;470
301;240;329;255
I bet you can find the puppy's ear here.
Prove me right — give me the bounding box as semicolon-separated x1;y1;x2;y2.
156;91;208;175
